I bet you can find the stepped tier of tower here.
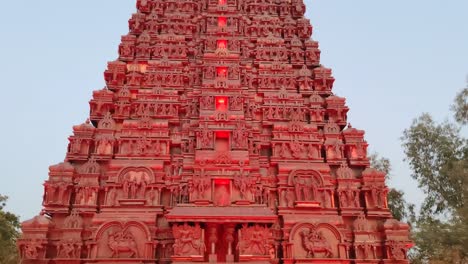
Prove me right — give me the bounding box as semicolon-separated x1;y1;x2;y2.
18;0;411;263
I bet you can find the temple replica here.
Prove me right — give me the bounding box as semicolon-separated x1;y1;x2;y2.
18;0;412;263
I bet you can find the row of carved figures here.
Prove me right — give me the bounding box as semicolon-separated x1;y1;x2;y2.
18;222;407;261
44;181;387;211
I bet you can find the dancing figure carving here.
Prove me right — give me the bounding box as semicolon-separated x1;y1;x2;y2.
172;223;205;256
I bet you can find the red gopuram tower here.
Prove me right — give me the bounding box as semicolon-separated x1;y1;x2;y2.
18;1;412;263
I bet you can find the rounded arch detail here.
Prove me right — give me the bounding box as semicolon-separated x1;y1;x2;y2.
287;169;324;186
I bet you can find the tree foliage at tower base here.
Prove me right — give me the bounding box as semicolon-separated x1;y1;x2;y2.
0;195;20;264
402;87;468;263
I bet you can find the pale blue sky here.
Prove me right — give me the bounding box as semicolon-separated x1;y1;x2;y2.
0;1;466;220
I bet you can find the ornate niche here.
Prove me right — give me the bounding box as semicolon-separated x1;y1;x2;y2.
105;167;155;207
289;223;345;261
92;221;154;260
287;170;332;208
43;162;75;210
352;214;382;261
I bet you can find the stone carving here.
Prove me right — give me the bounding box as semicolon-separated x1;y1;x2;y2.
353;214;369;232
339;186;360;208
284;188;296;207
300;227;332;258
108;230;139;258
57;240;81;259
234;170;254;200
336;162;353;179
172;223;205;256
294;177;318;201
238;224;271;256
79;158;100;174
75;186;98;206
122;170;151;199
233;121;248;149
191;172;210;200
64;210;83;229
21;0;413;262
197;123;214;149
22;240;43;259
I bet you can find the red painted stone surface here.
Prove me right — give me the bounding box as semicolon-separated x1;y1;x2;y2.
18;0;412;263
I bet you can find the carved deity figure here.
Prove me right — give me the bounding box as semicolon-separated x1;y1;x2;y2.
234;171;253;200
290;140;304;158
122;170;150;199
233;122;249;149
64;210;83;229
197;123;214;149
300;227;332;258
284;188;296;207
57;240;79;259
237;224;271;256
192;172;210;200
106;187;118;206
336;162;353;179
107;230;139;258
294;177;318;201
96;137;113;155
23;240;43;259
172;223;205;256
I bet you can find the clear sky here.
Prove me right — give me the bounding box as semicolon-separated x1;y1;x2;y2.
0;1;467;221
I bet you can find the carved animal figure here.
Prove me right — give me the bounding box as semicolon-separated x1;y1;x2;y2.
300;228;333;258
108;231;138;258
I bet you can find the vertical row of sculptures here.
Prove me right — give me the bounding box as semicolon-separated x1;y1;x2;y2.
18;0;411;263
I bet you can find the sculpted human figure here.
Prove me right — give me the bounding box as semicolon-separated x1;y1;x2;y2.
106;187;118;206
45;184;57;204
107;230;138;258
294;177;304;201
300;227;332;258
123;171;150;199
286;188;296;207
173;223;205;256
23;240;43;259
238;224;269;256
71;139;82;154
57;182;69;204
302;180;313;201
339;190;348;207
234;171;252;200
57;240;78;259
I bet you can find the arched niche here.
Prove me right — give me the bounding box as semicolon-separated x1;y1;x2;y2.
117;167;155;184
287;169;324;187
93;221;152;259
289;222;343;259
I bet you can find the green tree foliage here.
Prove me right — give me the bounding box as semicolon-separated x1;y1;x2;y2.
452;87;468;125
401;86;468;263
369;153;414;222
0;195;20;264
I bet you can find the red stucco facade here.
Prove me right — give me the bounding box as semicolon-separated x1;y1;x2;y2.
18;0;412;263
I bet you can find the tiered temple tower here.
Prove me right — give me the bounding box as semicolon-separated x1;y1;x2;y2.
18;0;412;263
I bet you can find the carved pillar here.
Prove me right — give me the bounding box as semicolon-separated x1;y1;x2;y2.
208;224;218;262
225;224;236;262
